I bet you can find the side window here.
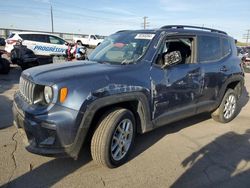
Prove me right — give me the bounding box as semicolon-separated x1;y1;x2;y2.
19;34;30;40
32;34;48;43
198;35;221;63
19;34;47;42
90;35;96;40
49;36;65;45
222;38;231;57
155;37;193;66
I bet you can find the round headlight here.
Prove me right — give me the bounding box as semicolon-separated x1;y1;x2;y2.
44;86;53;104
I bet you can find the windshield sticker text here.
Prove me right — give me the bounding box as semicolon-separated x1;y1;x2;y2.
135;34;155;40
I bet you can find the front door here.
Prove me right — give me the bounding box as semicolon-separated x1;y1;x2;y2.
150;36;203;127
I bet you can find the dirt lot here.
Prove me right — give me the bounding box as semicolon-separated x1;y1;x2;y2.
0;66;250;188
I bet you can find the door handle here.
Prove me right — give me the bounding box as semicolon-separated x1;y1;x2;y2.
188;72;200;77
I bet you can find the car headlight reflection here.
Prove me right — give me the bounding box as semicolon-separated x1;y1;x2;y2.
44;86;53;104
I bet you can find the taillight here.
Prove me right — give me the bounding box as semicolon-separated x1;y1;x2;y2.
7;39;17;44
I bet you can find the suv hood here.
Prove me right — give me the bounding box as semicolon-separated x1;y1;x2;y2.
22;61;121;85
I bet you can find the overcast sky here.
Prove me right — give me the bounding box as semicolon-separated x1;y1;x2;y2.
0;0;249;41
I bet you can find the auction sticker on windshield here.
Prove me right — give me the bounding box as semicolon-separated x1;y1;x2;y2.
135;34;155;40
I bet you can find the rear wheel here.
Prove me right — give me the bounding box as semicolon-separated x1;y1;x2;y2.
91;108;136;168
211;89;238;123
77;41;83;46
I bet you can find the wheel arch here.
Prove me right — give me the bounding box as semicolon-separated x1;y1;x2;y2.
227;80;243;98
69;92;152;159
216;75;244;109
86;93;153;139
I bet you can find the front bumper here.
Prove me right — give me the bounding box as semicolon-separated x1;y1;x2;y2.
13;92;85;158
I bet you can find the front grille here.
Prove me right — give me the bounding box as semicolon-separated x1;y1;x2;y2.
19;77;36;104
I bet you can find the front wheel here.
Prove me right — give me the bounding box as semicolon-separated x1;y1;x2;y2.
211;89;238;123
91;108;136;168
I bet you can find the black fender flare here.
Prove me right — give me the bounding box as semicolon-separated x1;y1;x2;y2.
67;92;153;159
216;74;244;107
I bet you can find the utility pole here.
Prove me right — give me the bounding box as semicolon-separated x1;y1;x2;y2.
142;16;149;29
243;29;250;45
50;3;54;33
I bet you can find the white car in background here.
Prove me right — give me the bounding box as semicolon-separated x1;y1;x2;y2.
5;32;68;55
73;34;104;48
5;32;68;69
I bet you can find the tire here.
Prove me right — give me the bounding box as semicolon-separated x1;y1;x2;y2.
91;108;136;168
211;89;238;123
77;41;83;46
0;58;10;74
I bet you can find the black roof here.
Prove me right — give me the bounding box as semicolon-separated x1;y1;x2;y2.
117;25;228;37
161;25;227;35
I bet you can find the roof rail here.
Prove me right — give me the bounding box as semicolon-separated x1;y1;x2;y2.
116;30;131;33
160;25;227;35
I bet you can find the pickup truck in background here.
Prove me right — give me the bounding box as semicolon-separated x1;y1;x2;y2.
73;34;104;48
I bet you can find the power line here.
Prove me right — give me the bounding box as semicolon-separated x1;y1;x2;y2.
50;4;54;33
142;16;149;29
243;30;250;45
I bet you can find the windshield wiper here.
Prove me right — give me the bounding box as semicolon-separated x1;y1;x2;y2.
121;59;134;65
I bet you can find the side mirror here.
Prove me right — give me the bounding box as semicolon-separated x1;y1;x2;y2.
162;51;182;68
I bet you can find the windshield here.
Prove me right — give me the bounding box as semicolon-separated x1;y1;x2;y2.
88;32;155;64
96;35;105;39
8;33;15;39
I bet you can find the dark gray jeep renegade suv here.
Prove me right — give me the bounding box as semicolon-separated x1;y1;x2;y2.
13;25;244;168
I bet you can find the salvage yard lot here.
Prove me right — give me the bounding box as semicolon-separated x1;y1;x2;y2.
1;67;250;188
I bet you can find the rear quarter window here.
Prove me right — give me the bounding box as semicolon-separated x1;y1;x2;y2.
222;38;232;57
198;35;221;63
19;34;48;43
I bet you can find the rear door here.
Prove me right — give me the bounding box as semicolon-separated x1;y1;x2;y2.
22;34;67;56
21;34;48;56
196;35;232;113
